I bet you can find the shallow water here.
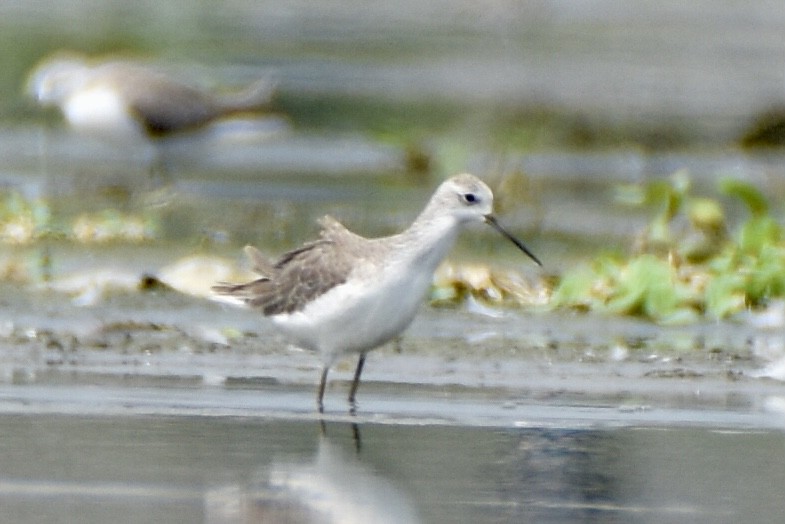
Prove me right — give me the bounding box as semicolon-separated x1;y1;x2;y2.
1;408;784;523
1;287;785;523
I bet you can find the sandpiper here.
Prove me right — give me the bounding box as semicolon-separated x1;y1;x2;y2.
213;174;541;411
28;53;275;141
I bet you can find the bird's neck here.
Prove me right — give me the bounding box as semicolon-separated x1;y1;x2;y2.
397;212;462;273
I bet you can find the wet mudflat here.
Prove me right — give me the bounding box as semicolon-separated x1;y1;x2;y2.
0;277;784;523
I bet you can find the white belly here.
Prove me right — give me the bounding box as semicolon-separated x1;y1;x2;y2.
64;86;142;140
271;264;433;364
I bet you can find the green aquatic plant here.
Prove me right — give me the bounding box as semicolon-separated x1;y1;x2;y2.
0;191;51;244
550;252;700;324
601;255;699;323
0;190;159;245
551;173;785;323
72;210;158;243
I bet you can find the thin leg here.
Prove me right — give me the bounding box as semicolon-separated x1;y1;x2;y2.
317;366;329;413
348;353;367;408
351;423;362;452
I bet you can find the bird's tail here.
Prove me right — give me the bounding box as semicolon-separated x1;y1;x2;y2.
211;280;256;308
219;78;276;114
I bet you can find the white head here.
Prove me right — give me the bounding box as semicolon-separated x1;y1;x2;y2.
427;173;495;223
427;173;542;266
27;55;92;105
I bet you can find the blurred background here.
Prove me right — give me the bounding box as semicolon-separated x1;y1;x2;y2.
4;0;785;271
5;0;785;142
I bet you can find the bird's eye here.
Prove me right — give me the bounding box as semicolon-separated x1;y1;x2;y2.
462;192;479;205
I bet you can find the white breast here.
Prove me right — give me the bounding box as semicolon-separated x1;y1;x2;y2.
271;258;434;364
63;86;142;139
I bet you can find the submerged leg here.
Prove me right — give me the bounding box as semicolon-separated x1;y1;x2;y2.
317;366;329;413
348;353;367;408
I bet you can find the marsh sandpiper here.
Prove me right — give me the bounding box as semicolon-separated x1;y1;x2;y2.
28;53;274;142
212;173;541;412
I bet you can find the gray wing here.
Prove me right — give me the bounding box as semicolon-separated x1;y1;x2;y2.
213;215;368;315
128;82;220;136
112;66;221;135
122;71;271;136
243;245;275;276
212;238;355;316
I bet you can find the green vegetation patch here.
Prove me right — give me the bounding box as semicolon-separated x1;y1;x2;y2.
550;171;785;323
0;190;158;244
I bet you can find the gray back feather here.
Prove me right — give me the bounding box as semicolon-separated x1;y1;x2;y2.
212;216;362;315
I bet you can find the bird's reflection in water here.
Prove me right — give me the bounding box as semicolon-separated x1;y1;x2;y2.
268;424;419;523
218;424;420;524
319;417;362;452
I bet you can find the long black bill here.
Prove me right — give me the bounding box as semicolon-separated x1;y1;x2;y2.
485;215;542;267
